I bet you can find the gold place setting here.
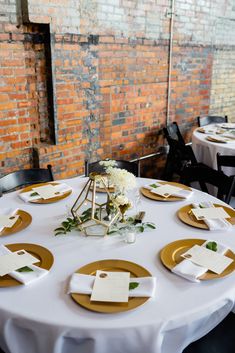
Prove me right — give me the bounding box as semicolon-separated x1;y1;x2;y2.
0;243;53;287
196;123;235;143
19;182;72;204
68;259;155;313
177;201;235;230
140;181;193;201
160;238;235;282
0;208;32;237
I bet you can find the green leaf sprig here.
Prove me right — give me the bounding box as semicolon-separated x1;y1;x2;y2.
129;282;139;290
107;216;156;235
30;192;39;197
206;241;217;252
149;184;159;189
54;208;101;235
54;217;79;236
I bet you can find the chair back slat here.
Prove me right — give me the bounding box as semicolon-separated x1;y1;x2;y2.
180;165;235;204
197;115;228;127
0;165;54;194
85;160;140;177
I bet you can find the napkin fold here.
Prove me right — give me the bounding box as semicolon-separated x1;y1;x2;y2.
192;202;232;231
0;208;19;232
68;273;156;298
144;182;193;199
171;240;229;283
19;183;72;202
0;245;48;285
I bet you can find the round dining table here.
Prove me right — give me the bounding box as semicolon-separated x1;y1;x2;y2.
192;125;235;170
0;176;235;353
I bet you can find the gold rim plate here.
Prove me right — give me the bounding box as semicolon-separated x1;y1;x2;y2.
177;203;235;230
20;182;72;204
206;136;227;143
140;182;191;202
71;259;151;313
0;243;54;287
93;186;115;193
160;238;235;280
0;210;32;237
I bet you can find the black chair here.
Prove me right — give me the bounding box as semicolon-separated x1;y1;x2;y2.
183;312;235;353
197;115;228;127
0;165;54;194
163;122;199;181
180;165;235;204
217;153;235;201
163;121;185;145
217;153;235;173
85;159;140;177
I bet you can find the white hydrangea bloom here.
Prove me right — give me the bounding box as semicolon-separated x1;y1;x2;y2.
114;194;129;206
108;168;136;192
99;159;117;169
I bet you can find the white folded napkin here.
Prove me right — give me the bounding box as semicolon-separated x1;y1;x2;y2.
192;202;232;231
171;240;229;283
0;245;48;285
0;208;19;232
144;182;193;199
19;183;72;202
68;273;156;298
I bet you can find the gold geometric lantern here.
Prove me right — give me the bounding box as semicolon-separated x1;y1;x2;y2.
71;173;120;236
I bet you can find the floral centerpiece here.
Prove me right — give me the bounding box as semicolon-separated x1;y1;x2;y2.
108;167;136;222
54;160;155;236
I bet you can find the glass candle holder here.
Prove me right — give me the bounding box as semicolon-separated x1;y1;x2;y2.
124;226;137;244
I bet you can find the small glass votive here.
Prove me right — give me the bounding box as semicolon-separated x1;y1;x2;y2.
124;227;137;244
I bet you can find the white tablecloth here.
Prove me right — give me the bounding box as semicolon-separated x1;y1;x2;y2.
192;127;235;172
0;177;235;353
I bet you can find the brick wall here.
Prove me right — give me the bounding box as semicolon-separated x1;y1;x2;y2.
0;0;234;179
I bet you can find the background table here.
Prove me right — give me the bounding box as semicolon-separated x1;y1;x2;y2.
192;127;235;170
0;177;235;353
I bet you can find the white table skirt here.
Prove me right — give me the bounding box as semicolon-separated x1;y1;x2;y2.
192;128;235;172
0;177;235;353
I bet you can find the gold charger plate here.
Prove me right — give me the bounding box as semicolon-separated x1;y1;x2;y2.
140;182;192;202
20;182;72;204
177;203;235;230
0;243;54;287
0;210;32;237
71;259;151;313
160;238;235;280
206;136;228;144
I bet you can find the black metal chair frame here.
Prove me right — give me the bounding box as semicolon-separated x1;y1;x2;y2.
85;159;140;177
197;115;228;127
217;153;235;173
180;165;235;204
0;165;54;195
163;122;199;181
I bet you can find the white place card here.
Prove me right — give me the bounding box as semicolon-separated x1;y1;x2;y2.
151;184;182;198
32;184;60;200
0;250;39;277
191;207;230;221
90;270;130;303
181;245;233;274
0;214;19;229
